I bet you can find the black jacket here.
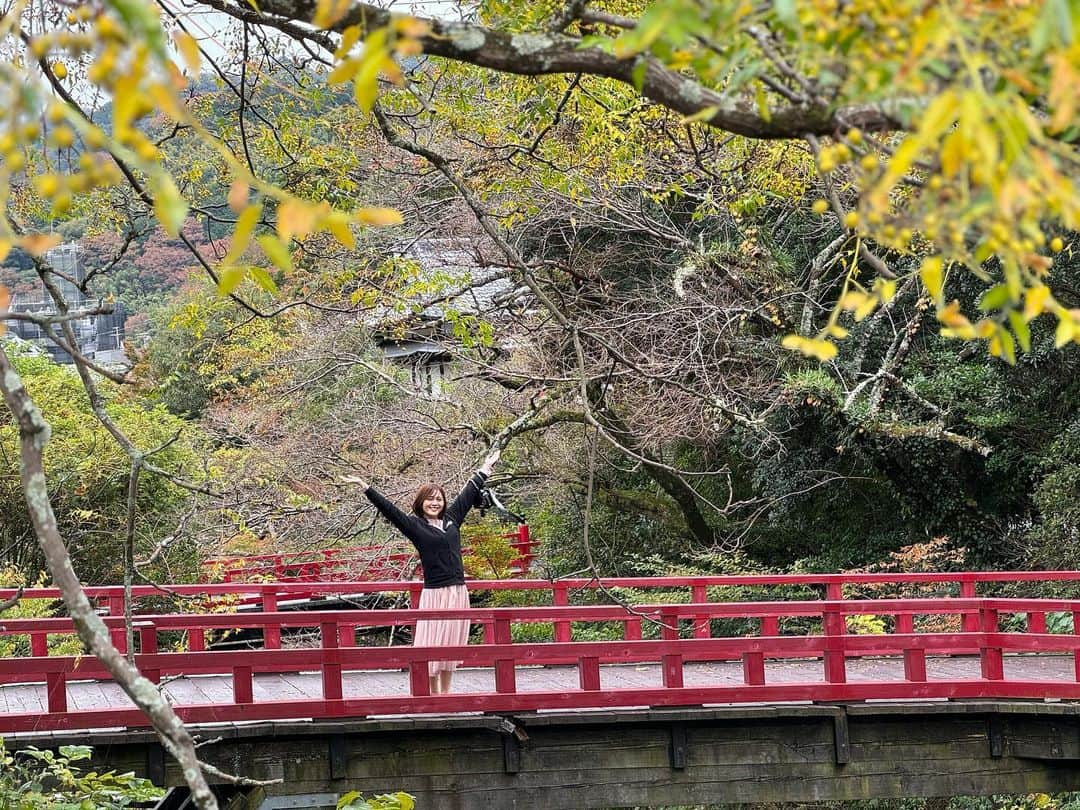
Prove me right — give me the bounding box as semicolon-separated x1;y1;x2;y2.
364;471;488;587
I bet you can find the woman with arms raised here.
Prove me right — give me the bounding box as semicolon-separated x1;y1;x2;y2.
343;449;500;695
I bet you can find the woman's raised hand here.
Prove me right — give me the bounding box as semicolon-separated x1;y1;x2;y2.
339;474;369;490
480;448;501;476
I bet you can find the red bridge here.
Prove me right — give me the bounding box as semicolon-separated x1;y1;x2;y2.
202;525;536;583
6;571;1080;809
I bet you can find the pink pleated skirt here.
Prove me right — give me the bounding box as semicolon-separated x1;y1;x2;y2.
414;584;470;675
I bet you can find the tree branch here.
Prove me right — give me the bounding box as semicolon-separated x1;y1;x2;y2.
0;345;220;810
216;0;908;139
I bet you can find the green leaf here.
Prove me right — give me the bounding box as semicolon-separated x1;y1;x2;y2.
630;57;649;92
150;174;188;237
216;264;247;297
1009;310;1031;352
224;202;263;265
978;283;1011;311
353;56;382;114
106;0;168;59
248;265;280;295
755;83;771;122
58;745;91;761
996;325;1017;365
772;0;797;29
256;234;292;274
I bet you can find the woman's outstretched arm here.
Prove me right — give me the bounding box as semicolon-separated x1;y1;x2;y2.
343;475;415;537
444;449;500;525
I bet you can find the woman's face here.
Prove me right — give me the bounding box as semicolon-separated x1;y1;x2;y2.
422;490;445;519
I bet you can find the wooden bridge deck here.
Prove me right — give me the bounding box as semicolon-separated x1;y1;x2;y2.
2;654;1075;718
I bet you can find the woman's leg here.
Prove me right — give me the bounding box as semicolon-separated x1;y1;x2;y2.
429;674;441;695
439;669;453;694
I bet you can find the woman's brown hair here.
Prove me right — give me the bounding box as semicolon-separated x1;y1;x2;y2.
412;483;447;518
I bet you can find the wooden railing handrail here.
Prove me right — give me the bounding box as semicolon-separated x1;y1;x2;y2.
8;570;1080;604
2;596;1079;635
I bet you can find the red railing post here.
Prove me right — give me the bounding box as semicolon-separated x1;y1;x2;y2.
108;595;126;652
904;648;927;682
742;651;765;685
895;613;914;634
961;580;979;631
692;584;709;638
624;617;643;640
410;661;430;696
662;653;684;688
340;623;356;647
188;628;206;652
1073;611;1080;682
980;607;1003;681
262;588;280;649
30;632;48;658
660;609;679;641
521;524;534;571
553;583;571;643
136;621;160;684
494;618;516;693
822;608;847;684
234;665;253;704
579;656;601;691
761;616;780;637
1028;611;1047;634
321;621;344;709
46;670;67;713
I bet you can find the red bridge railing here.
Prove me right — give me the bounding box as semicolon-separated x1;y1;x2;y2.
2;595;1080;732
202;525;536;583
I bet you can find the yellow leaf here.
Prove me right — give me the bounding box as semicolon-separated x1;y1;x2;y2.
353;207;402;226
875;278;897;303
1048;54;1077;133
20;233;62;257
0;240;10;263
326;213;355;248
919;256;944;300
148;83;183;120
940;130;966;178
312;0;351;29
216;264;247;297
938;300;972;330
974;318;996;339
173;31;201;74
353;56;382;113
854;296;878;321
150;174;189;236
781;334;838;362
381;56;403;86
224;202;263;265
327;58;361;85
248;265;280;294
1023;285;1051;321
826;324;849;338
1054;313;1075;348
256;233;292;274
394;16;429;38
112;74;140;132
228;180;249;214
335;24;362;58
277;198;317;242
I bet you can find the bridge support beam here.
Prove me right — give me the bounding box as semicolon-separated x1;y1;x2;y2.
11;702;1080;810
